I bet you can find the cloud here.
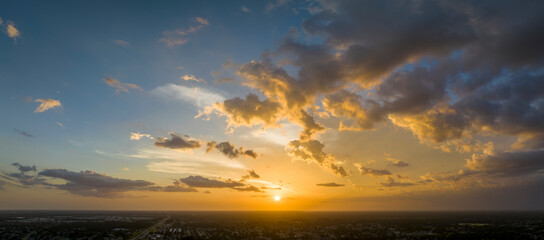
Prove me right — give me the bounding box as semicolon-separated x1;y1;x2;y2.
355;164;392;177
152;83;224;108
466;150;544;178
113;40;131;47
13;128;33;138
154;133;201;150
198;93;282;130
241;6;251;12
160;17;209;47
389;160;409;168
129;132;154;140
380;176;416;187
38;169;156;198
34;98;62;113
242;169;260;180
206;141;258;159
316;182;345;187
179;175;244;188
265;0;291;11
194;17;209;26
181;74;204;83
247;169;260;178
231;185;262;192
286;139;347;177
385;155;410;168
104;78;142;94
12;163;36;173
2;19;21;40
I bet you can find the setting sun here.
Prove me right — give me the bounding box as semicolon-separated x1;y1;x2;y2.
274;196;281;202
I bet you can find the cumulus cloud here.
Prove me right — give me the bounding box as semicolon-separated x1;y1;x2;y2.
13;128;33;138
104;78;143;94
34;98;62;113
154;133;201;150
206;141;258;159
198;93;282;130
198;0;544;185
160;17;209;47
130;132;154;140
316;182;345;187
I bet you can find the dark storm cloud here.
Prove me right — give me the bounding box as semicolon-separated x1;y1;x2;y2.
206;141;258;159
154;133;201;150
13;128;33;138
316;182;345;187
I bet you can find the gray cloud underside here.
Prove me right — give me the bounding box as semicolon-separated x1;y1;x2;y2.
2;164;197;198
316;182;345;187
155;133;202;150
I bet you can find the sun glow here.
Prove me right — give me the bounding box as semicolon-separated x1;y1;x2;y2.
274;195;281;202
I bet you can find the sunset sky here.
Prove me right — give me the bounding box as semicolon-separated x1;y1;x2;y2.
1;0;544;210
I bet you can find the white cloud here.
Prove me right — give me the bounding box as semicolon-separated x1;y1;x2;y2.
130;132;154;140
152;83;224;108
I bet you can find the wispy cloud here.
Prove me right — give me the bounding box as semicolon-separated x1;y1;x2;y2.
152;83;224;108
159;17;209;47
104;78;142;94
113;40;131;48
13;128;33;138
241;6;251;12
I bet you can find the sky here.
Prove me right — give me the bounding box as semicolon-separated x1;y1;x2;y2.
1;0;544;211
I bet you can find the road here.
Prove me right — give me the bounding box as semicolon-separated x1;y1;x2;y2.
130;215;170;240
